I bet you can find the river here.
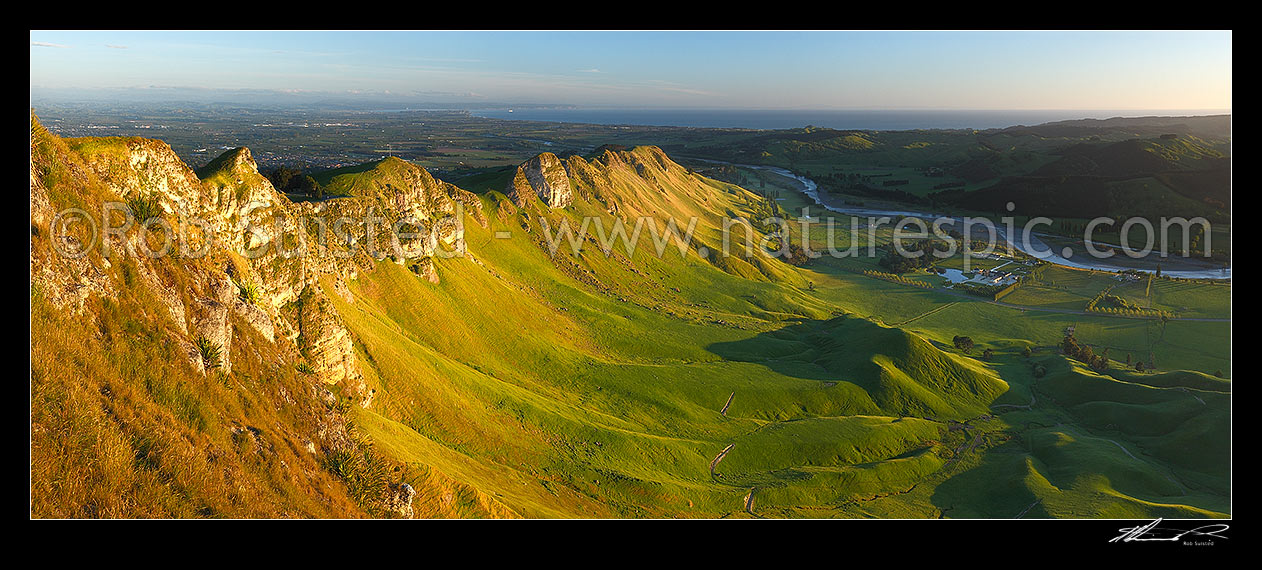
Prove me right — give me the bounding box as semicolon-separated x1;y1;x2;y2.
718;161;1231;281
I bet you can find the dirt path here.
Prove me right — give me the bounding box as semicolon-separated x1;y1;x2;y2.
1058;425;1188;496
1099;436;1186;495
991;387;1037;411
744;488;756;514
710;444;735;477
1179;387;1207;406
943;432;984;472
720;392;735;416
1015;499;1042;519
893;302;958;326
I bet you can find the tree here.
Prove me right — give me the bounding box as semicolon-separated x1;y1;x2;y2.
1060;335;1081;357
1021;346;1032;358
785;243;810;266
1077;344;1096;364
303;176;323;199
953;335;975;353
264;167;323;199
982;348;994;361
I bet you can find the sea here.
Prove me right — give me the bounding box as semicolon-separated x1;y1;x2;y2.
469;108;1223;131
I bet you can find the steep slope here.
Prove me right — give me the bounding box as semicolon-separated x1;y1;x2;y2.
499;145;802;288
327;146;1225;518
313;156;485;281
337;152;1228;517
31;114;500;517
32;117;366;517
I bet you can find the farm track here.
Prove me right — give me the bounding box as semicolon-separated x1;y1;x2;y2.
893;302;958;326
1015;499;1042;519
943;433;985;472
710;444;735;477
1179;387;1207;406
1056;425;1189;496
992;387;1037;411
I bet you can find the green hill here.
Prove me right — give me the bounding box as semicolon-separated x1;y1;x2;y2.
30;114;1231;519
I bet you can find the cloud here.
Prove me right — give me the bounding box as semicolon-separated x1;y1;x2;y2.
578;68;601;73
410;90;488;99
31;41;68;48
105;44;128;49
642;80;719;97
415;57;484;63
657;86;719;97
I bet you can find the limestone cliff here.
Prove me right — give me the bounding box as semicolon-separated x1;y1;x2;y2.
31;114;391;518
295;280;363;393
506;152;573;208
37;121;483;404
307;156;483;268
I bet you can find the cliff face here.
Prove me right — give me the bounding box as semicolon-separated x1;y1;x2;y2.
309;156;483;267
30;124;117;313
31;116;384;518
33;117;487;417
31;111;506;517
506;146;696;213
68;137;206;211
296;281;364;395
506;152;573;208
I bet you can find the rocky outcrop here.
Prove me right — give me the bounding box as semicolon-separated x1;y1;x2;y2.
189;274;236;374
297;283;361;388
32;113;520;517
71;137;206;214
384;482;415;518
33;116;491;425
233;297;276;342
502;146;687;216
506;152;573;208
297;157;481;277
72;141;306;304
197;148;307;307
30;124;118;313
594;145;678;184
196;147;278;208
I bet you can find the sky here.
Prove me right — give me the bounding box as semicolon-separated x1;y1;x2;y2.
29;30;1232;110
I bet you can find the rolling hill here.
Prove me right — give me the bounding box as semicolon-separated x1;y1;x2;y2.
30;113;1231;518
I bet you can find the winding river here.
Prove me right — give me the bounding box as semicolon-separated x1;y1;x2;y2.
730;162;1231;281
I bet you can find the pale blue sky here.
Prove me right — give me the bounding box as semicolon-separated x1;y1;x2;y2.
29;30;1232;110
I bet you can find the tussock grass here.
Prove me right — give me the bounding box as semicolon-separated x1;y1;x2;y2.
233;279;261;305
194;335;222;372
127;194;162;223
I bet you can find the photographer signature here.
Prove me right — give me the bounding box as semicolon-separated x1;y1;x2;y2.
1110;518;1230;543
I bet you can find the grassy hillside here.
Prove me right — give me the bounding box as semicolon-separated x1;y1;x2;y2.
31;119;370;517
31;120;1231;518
657;122;1230;226
315;147;1230;518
